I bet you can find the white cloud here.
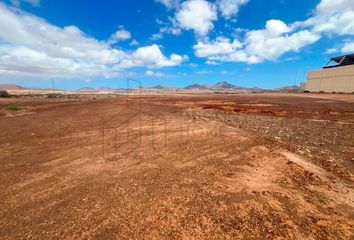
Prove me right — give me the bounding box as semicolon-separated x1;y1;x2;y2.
195;20;320;64
158;23;182;37
175;0;217;36
0;44;98;77
194;37;241;57
145;70;155;76
129;39;139;46
156;0;180;9
302;0;354;36
342;42;354;53
109;27;131;43
0;3;123;77
194;0;354;64
151;33;163;40
316;0;354;15
196;70;212;74
0;3;187;78
116;44;188;69
241;20;319;62
326;48;338;54
150;18;182;41
189;63;198;67
206;60;219;65
10;0;39;7
145;70;165;77
217;0;249;19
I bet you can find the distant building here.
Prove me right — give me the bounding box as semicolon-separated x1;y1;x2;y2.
302;54;354;93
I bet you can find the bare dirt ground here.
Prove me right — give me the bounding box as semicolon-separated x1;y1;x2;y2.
0;93;353;239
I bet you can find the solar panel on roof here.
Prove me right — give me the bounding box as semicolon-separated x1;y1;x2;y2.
323;53;354;68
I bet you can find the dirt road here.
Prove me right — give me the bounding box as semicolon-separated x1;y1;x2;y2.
0;93;353;239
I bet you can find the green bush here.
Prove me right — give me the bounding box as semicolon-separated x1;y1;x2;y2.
0;90;10;98
47;93;62;98
5;105;21;111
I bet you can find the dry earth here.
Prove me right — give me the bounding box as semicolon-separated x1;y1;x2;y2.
0;93;353;239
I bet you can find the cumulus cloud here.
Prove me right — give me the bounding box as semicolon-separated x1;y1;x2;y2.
175;0;217;36
0;44;106;77
145;70;165;77
194;0;354;64
342;42;354;53
302;0;354;35
217;0;249;19
114;44;188;70
108;27;131;43
240;20;320;62
195;20;320;64
156;0;180;9
158;0;248;37
0;3;123;77
129;39;139;46
194;37;242;57
0;3;187;78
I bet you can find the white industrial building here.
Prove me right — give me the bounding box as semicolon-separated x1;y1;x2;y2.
302;54;354;93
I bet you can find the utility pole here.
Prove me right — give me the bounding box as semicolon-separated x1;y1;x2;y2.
294;69;299;86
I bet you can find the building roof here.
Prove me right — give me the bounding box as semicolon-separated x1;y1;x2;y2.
323;53;354;69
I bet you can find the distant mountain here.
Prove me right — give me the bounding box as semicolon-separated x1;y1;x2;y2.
0;82;299;93
213;81;235;89
184;84;209;90
183;81;264;92
78;87;96;91
151;85;168;90
0;84;64;91
0;84;27;90
246;87;263;91
98;87;114;91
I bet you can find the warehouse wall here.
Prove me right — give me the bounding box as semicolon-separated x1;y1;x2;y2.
305;65;354;93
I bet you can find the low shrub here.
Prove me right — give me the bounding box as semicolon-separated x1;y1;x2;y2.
0;90;10;98
47;93;63;98
5;105;21;111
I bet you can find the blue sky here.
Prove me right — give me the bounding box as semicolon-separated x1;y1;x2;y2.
0;0;353;89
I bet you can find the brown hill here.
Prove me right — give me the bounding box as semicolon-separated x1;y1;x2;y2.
0;84;27;90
